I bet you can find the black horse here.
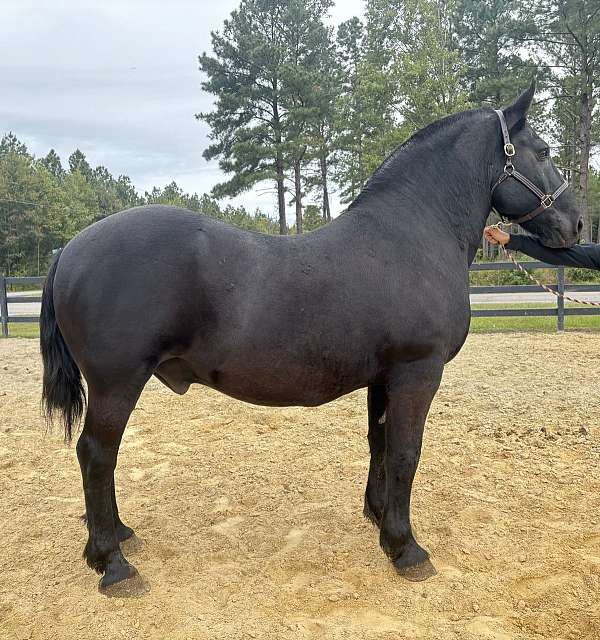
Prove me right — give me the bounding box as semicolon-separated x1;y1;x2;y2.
41;83;581;592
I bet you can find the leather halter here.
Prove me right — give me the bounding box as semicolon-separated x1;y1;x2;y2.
491;109;569;225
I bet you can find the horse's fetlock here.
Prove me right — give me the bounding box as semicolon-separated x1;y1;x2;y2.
83;538;113;574
379;518;414;561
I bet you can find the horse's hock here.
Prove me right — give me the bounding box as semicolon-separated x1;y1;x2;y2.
1;333;599;640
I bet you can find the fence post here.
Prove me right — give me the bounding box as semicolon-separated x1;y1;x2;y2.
0;276;8;338
557;267;565;332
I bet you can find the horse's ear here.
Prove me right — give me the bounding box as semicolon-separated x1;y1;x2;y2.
503;80;536;130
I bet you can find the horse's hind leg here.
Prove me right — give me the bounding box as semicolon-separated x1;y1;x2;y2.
76;380;145;591
111;477;134;542
81;478;134;542
364;385;387;527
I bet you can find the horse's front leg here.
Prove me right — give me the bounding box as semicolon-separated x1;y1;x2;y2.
363;385;387;526
379;358;443;581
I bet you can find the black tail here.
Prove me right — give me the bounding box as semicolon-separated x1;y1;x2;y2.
40;250;86;443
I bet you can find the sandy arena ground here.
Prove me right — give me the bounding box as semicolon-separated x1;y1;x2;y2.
1;334;599;640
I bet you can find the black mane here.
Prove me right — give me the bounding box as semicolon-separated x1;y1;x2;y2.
349;109;485;209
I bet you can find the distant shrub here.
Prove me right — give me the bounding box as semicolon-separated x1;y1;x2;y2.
566;268;600;284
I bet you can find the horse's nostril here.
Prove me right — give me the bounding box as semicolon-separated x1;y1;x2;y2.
578;217;584;233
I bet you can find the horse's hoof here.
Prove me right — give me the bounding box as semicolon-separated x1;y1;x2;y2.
99;563;148;598
394;557;437;582
389;539;436;582
120;533;143;555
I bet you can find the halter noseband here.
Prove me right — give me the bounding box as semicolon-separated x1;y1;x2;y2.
491;109;569;225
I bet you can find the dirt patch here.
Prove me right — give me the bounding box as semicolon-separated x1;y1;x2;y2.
1;334;599;639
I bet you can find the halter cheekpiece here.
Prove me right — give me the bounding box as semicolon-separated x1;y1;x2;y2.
491;109;569;225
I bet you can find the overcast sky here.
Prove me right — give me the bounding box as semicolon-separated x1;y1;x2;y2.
1;0;364;222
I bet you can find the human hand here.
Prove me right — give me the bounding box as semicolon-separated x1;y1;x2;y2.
484;226;510;246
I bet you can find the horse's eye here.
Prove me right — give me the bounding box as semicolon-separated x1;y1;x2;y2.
538;148;550;160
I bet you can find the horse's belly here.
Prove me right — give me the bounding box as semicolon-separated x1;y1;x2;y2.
160;354;365;407
215;365;363;406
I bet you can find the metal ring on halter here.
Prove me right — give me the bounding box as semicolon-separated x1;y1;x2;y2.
504;143;515;157
541;195;554;209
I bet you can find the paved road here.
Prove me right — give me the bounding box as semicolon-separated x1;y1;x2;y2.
6;289;600;319
470;291;600;305
7;291;42;318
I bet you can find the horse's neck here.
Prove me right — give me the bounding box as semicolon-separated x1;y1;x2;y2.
351;113;496;259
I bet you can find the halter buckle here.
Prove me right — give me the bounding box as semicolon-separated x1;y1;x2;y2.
541;195;554;208
504;143;515;157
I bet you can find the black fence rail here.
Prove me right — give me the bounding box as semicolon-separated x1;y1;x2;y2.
0;276;45;337
470;261;600;331
2;263;600;336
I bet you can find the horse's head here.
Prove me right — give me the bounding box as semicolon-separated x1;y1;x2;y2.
490;82;582;248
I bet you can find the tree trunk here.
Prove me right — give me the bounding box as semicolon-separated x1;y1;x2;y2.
320;149;331;222
294;159;303;234
273;95;287;235
571;116;578;187
578;89;593;243
276;152;286;235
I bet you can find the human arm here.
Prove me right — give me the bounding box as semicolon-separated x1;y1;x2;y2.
483;226;600;270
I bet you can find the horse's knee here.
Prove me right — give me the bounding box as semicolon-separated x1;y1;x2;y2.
76;429;92;465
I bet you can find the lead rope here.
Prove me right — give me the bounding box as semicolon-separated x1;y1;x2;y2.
489;223;600;308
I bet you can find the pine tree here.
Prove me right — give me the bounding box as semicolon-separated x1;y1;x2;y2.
279;0;333;233
452;0;538;106
333;17;370;204
40;149;65;179
367;0;471;129
334;1;471;205
68;149;92;178
198;0;292;234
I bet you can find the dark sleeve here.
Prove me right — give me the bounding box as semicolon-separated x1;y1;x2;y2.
506;235;600;270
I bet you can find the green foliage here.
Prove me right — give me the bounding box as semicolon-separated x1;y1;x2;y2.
332;17;370;203
68;149;92;178
333;0;471;203
219;205;280;233
39;149;64;179
197;0;291;231
0;137;65;275
391;0;472;127
453;0;538;107
302;204;326;231
197;0;597;239
566;268;600;284
470;267;539;286
469;265;581;286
